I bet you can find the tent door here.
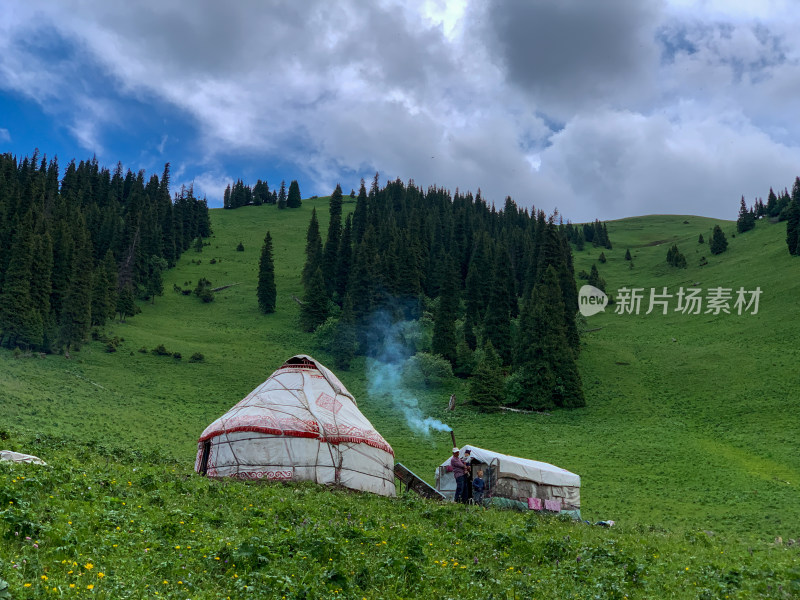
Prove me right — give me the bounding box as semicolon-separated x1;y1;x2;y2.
198;440;212;476
486;458;499;499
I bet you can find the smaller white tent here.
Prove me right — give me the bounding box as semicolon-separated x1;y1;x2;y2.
196;355;395;497
435;445;580;512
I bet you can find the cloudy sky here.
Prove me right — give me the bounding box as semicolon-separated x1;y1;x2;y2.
2;0;799;221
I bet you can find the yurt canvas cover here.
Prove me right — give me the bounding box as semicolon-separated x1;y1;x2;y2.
0;451;47;465
435;445;580;511
196;355;395;497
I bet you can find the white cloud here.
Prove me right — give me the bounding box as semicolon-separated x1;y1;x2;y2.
3;0;800;220
539;107;800;220
0;128;10;142
186;171;232;202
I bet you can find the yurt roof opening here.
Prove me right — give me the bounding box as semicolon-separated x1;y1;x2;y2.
196;355;396;497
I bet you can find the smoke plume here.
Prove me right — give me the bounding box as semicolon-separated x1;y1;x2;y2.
365;311;451;436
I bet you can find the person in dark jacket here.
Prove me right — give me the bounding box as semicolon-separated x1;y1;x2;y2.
472;469;485;505
450;448;468;503
463;449;473;502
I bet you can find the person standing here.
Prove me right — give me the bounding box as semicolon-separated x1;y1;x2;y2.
472;470;485;505
463;449;473;503
450;448;468;503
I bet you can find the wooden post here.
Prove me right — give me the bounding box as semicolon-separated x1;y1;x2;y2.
450;430;457;449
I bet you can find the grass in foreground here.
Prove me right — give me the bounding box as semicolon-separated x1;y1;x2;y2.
1;432;798;599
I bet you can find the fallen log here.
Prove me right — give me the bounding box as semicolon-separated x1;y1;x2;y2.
499;407;551;415
211;282;242;292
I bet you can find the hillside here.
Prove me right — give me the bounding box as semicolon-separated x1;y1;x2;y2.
1;430;797;599
2;203;799;542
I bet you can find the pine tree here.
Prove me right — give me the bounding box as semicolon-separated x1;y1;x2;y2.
347;226;378;327
514;266;584;409
465;232;492;324
463;313;477;351
624;248;631;261
30;232;54;348
146;256;167;303
302;208;323;286
159;163;176;265
322;184;343;295
482;249;514;364
335;214;353;301
395;231;422;307
257;231;277;313
786;197;800;256
58;217;93;351
709;225;728;255
788;178;800;255
300;267;329;332
49;220;72;321
666;244;687;268
431;255;459;365
253;179;270;205
469;341;505;411
454;334;475;378
332;293;358;370
778;189;791;219
277;180;287;209
116;283;136;322
766;187;778;217
0;212;37;348
602;222;612;249
287;180;302;208
102;250;118;323
352;179;368;244
737;196;755;233
698;234;704;244
587;264;606;291
91;263;111;327
598;251;606;263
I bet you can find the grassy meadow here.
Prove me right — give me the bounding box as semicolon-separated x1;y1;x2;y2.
1;430;797;599
2;200;800;597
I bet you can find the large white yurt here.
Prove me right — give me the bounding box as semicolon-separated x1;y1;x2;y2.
195;355;396;497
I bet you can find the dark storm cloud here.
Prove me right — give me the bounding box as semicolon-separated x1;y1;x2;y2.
481;0;662;114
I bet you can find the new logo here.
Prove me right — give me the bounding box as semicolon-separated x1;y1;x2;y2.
579;285;608;317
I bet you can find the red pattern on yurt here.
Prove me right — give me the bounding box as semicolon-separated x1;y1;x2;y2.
199;415;319;442
231;470;294;481
316;392;343;414
321;422;394;455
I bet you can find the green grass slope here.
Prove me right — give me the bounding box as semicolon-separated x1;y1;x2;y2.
2;431;797;599
572;216;800;536
2;205;799;542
